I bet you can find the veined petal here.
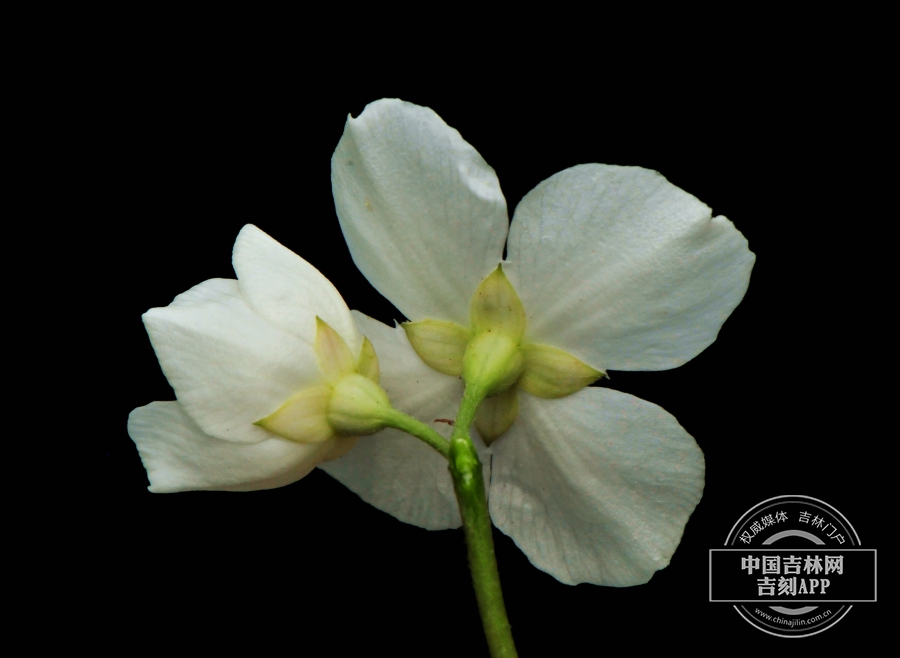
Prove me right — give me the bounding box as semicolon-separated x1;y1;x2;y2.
320;311;489;530
506;164;754;371
489;388;704;586
129;401;334;493
322;426;460;529
232;224;361;353
143;278;320;443
332;98;508;326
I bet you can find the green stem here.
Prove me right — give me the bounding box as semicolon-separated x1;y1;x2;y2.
381;408;451;459
449;385;518;658
380;388;517;656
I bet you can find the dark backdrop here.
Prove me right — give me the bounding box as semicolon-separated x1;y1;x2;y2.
82;43;884;655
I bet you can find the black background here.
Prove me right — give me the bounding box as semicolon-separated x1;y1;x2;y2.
75;32;887;654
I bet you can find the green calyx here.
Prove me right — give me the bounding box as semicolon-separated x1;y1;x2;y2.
255;318;394;443
405;265;606;442
327;373;392;437
463;331;524;399
463;266;527;399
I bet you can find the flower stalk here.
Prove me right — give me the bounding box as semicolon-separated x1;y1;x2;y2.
380;409;450;458
448;385;518;658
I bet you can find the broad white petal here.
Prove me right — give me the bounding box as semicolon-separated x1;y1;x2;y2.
506;165;754;371
129;401;333;492
320;311;489;530
143;278;320;443
233;224;361;354
490;388;704;586
332;99;508;325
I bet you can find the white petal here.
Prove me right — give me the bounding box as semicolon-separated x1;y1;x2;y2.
320;311;489;530
143;278;320;443
506;164;754;371
332;99;508;325
232;224;361;354
489;388;704;586
321;426;460;529
129;401;333;492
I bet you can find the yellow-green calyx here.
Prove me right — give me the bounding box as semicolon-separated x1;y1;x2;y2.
255;318;393;443
327;373;392;436
404;266;604;444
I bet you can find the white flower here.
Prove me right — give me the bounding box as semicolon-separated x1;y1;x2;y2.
129;224;374;492
322;99;755;586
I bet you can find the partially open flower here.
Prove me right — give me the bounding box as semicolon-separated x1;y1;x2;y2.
129;225;384;492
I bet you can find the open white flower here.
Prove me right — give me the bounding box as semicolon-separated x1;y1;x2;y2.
129;224;381;492
324;99;754;586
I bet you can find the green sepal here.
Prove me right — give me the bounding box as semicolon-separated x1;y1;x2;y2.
518;343;604;398
315;316;356;384
322;436;360;461
356;336;381;383
474;387;519;445
470;266;525;340
403;319;470;376
327;373;392;437
254;385;336;443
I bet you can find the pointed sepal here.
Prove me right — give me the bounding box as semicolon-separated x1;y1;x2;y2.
474;387;519;445
254;385;336;444
469;265;526;340
357;336;381;383
518;343;605;398
316;316;356;384
322;436;360;461
402;319;470;376
469;265;525;342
